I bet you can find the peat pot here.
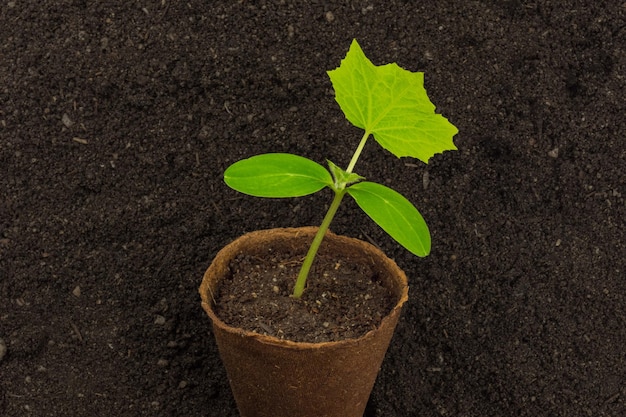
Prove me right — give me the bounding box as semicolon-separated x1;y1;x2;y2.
199;227;409;417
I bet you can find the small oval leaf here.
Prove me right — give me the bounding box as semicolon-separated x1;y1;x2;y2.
347;181;431;256
224;153;333;198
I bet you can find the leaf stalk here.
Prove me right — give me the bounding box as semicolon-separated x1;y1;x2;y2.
346;131;370;173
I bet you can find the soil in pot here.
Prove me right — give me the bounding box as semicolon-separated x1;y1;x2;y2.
214;251;396;343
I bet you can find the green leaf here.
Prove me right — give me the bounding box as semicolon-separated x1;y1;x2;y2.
224;153;333;198
327;39;458;163
347;181;431;257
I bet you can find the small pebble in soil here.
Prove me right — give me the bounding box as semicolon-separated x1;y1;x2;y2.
62;113;74;128
154;315;166;325
0;338;7;361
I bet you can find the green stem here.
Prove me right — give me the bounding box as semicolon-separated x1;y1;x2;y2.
346;130;370;173
291;132;371;298
292;189;347;298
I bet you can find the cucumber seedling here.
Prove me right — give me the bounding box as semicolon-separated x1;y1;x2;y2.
224;39;458;298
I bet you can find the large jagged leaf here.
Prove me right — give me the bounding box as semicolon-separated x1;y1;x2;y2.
347;181;430;257
327;39;458;163
224;153;333;198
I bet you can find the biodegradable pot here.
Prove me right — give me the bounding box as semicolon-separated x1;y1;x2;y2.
199;227;409;417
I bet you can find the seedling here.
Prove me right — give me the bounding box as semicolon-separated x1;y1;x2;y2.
224;39;458;298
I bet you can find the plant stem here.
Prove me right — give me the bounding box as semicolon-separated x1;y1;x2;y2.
291;132;371;298
292;188;346;298
346;130;370;173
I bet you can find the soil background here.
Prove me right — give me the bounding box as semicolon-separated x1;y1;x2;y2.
1;1;625;416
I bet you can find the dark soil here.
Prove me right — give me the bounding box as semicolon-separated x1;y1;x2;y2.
1;1;624;416
216;252;394;343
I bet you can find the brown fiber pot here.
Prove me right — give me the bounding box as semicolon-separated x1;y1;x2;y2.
199;227;409;417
